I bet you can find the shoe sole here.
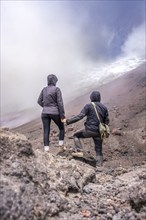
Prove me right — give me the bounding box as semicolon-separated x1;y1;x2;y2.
72;152;84;157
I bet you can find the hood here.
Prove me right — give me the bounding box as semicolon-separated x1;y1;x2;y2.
47;74;58;86
90;91;101;102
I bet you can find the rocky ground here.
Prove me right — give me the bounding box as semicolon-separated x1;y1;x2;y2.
0;63;146;219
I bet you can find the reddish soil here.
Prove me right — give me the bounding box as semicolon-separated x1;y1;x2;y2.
13;62;146;169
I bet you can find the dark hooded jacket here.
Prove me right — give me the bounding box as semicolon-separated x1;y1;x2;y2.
66;91;109;132
38;74;65;119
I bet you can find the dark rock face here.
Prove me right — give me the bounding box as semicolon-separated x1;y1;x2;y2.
0;182;68;220
0;129;66;220
0;128;146;220
0;129;34;162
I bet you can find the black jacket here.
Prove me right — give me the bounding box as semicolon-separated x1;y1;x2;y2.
66;102;109;132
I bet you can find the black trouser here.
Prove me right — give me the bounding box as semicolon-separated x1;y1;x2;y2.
73;129;103;156
41;114;65;146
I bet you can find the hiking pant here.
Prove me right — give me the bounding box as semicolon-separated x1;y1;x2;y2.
73;129;103;156
41;113;65;146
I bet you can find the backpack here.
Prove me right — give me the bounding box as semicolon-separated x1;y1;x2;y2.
91;102;110;139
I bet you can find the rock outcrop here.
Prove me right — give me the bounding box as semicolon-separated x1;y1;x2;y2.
0;128;146;220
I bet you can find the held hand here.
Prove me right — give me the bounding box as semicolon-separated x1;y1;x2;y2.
61;118;67;124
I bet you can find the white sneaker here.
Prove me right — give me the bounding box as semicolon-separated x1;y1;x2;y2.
44;146;49;152
59;140;64;146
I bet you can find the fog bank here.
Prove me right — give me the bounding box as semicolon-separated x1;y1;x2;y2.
1;1;145;127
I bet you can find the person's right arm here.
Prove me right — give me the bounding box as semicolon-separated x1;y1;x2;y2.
66;104;89;125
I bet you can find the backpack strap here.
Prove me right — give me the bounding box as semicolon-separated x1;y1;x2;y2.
91;102;101;122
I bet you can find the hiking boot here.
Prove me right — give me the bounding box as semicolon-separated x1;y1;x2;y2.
72;151;84;157
44;146;49;152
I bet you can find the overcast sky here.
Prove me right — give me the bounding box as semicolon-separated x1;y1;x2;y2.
1;0;145;119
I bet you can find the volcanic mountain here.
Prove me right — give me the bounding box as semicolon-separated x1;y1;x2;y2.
1;63;146;220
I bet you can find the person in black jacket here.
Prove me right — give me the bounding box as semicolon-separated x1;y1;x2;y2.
62;91;109;168
38;74;65;152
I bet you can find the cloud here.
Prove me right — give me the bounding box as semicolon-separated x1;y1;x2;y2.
1;0;145;127
1;1;90;117
66;0;145;59
121;23;146;58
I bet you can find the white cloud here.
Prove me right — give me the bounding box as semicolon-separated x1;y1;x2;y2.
122;23;146;58
1;1;145;127
1;1;91;117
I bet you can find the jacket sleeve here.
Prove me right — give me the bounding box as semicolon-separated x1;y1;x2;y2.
104;109;110;125
56;87;65;119
37;89;44;107
66;104;89;125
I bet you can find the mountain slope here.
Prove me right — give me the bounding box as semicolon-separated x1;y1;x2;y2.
1;63;145;220
13;63;146;168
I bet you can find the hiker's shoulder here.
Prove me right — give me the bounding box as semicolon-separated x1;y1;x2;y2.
98;102;108;111
41;86;47;92
85;102;92;107
83;103;93;110
55;86;61;91
42;86;47;89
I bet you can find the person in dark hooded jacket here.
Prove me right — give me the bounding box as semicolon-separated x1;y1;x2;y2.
38;74;65;152
62;91;109;169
